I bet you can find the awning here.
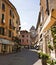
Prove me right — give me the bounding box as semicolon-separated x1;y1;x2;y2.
40;9;56;34
0;38;13;45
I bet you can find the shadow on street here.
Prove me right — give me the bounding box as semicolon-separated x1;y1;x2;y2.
0;49;39;65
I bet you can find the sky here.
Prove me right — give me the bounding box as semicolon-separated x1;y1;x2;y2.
9;0;40;31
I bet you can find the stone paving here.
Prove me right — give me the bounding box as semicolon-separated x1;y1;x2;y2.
0;49;42;65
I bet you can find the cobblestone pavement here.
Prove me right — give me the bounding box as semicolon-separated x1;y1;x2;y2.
0;49;42;65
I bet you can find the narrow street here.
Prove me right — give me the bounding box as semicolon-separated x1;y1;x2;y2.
0;49;42;65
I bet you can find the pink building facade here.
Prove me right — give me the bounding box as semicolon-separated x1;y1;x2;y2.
20;30;31;46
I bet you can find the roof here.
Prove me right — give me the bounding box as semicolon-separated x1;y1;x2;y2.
20;30;28;34
30;26;35;31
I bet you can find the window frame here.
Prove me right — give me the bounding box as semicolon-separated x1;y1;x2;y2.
46;0;49;15
22;35;24;37
2;3;5;11
10;9;12;16
0;27;4;35
2;14;5;24
8;30;12;37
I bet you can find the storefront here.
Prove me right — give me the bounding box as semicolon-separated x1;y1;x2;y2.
0;38;14;54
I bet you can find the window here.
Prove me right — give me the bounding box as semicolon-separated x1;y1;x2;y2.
13;14;14;18
19;39;21;43
9;19;14;29
0;28;1;34
12;32;14;37
2;44;6;50
2;14;4;24
0;27;4;35
22;39;24;42
10;10;12;16
22;35;24;37
16;21;18;24
2;28;4;35
9;19;12;29
40;34;42;38
46;0;49;15
9;19;11;26
8;30;11;37
27;39;28;43
41;7;44;21
40;24;42;31
40;39;42;41
2;3;5;11
27;35;28;37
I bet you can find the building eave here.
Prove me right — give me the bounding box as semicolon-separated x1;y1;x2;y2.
40;9;56;34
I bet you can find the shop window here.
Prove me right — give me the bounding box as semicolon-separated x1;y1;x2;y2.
3;44;6;50
1;44;6;52
2;3;5;11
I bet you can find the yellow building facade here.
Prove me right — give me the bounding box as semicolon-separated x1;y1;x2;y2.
0;0;20;53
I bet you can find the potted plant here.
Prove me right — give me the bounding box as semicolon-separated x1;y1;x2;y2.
38;52;43;59
48;44;53;51
47;59;56;65
40;52;50;65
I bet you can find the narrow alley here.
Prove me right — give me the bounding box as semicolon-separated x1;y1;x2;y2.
0;49;42;65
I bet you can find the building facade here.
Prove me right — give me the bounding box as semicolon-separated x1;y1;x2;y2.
36;0;56;59
19;30;31;48
35;12;41;49
0;0;20;53
30;26;36;45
